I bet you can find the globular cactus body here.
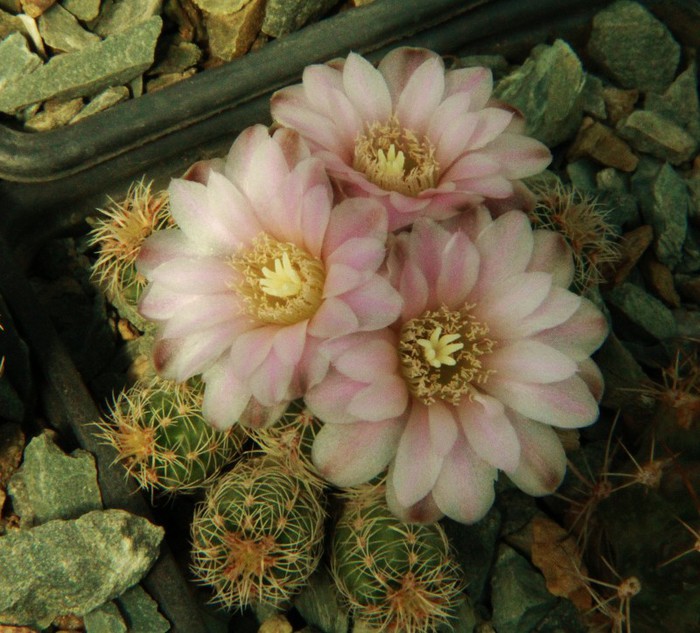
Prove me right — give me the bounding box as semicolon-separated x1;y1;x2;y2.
97;377;244;493
190;455;325;609
331;485;464;633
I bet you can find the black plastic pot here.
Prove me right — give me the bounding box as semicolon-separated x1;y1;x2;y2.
0;0;698;631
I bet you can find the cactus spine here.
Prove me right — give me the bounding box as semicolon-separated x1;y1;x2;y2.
331;484;464;633
97;377;244;493
190;455;326;609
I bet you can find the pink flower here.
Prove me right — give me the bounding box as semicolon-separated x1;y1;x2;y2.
136;125;402;430
306;210;608;524
271;47;552;231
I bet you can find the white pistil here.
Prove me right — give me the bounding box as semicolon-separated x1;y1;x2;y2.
417;327;464;368
259;252;302;298
376;144;405;178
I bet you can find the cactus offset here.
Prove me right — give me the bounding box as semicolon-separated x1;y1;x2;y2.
96;377;244;494
331;484;464;633
190;455;325;609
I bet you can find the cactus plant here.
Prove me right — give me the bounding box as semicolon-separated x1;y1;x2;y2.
96;376;244;494
331;484;464;633
190;454;326;609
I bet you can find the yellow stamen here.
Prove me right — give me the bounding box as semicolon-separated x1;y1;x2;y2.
259;252;303;298
376;144;406;178
417;327;464;368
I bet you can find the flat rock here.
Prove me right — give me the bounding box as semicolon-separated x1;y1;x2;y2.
568;117;638;172
70;84;128;122
145;67;195;92
602;86;638;125
116;585;170;633
645;62;700;143
7;431;101;525
606;224;653;285
262;0;337;37
0;8;26;39
606;281;678;341
580;73;606;119
0;423;24;489
94;0;162;36
641;254;681;307
38;3;101;52
150;39;200;74
0;509;164;627
631;159;689;269
62;0;101;21
20;0;56;17
0;32;43;91
84;601;127;633
0;16;162;113
24;95;84;130
587;0;680;93
494;39;585;147
618;110;697;165
192;0;248;14
206;0;264;61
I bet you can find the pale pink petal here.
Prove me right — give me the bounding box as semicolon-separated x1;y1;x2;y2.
464;108;514;151
378;47;438;105
475;272;552;337
322;197;388;260
534;297;609;361
405;219;451;293
341;276;403;331
436;229;480;308
224;124;273;180
445;66;492;109
312;419;403;487
136;230;201;277
148;257;234;294
347;376;410;422
333;335;400;382
229;327;277;378
392;403;444;507
386;472;444;524
205;172;263;249
483;374;600;428
342;52;392;123
272;125;312;168
427;401;458;457
471;210;534;294
249;350;296;406
138;284;196;321
153;322;238;381
160;294;242;339
484;339;578;384
576;358;605;402
509;289;581;339
455;175;513;198
441;149;502;183
324;263;365;297
201;357;251;429
527;230;575;288
395;56;445;136
432;434;497;524
307;297;360;338
305;370;365;424
428;93;476;167
182;157;225;184
324;238;385;295
506;413;566;496
456;393;519;471
272;320;308;366
481;133;552;179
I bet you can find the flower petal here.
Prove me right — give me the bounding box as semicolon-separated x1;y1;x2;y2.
481;133;552;179
347;376;410;422
445;66;492;109
395;56;445;136
527;230;575;288
484;339;578;384
378;47;438;105
201;357;252;430
427;401;458;457
148;257;234;294
342;52;392;124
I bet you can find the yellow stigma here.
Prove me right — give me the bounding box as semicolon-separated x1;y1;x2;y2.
399;306;495;405
417;327;464;368
229;234;325;326
259;252;302;298
353;115;439;196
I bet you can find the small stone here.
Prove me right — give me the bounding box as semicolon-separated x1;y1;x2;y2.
70;84;128;122
602;86;638;126
38;3;101;52
494;39;585;147
0;8;25;38
641;254;681;308
0;509;163;628
0;423;24;489
0;32;43;91
0;16;162;113
24;96;84;131
83;602;127;633
631;160;689;269
568;117;638;172
129;74;142;97
94;0;162;36
258;614;293;633
145;67;195;92
262;0;337;37
580;73;606;119
490;544;558;633
192;0;247;14
604;225;653;285
61;0;101;21
17;12;46;54
587;0;680;93
53;614;85;630
115;585;170;633
645;61;700;143
293;569;350;633
565;158;598;191
618;110;697;165
7;432;101;525
206;0;264;61
150;40;200;74
20;0;56;17
606;281;678;341
674;308;700;339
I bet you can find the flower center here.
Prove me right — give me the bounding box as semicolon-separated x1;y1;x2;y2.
230;234;325;326
398;305;495;405
353;115;439;196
